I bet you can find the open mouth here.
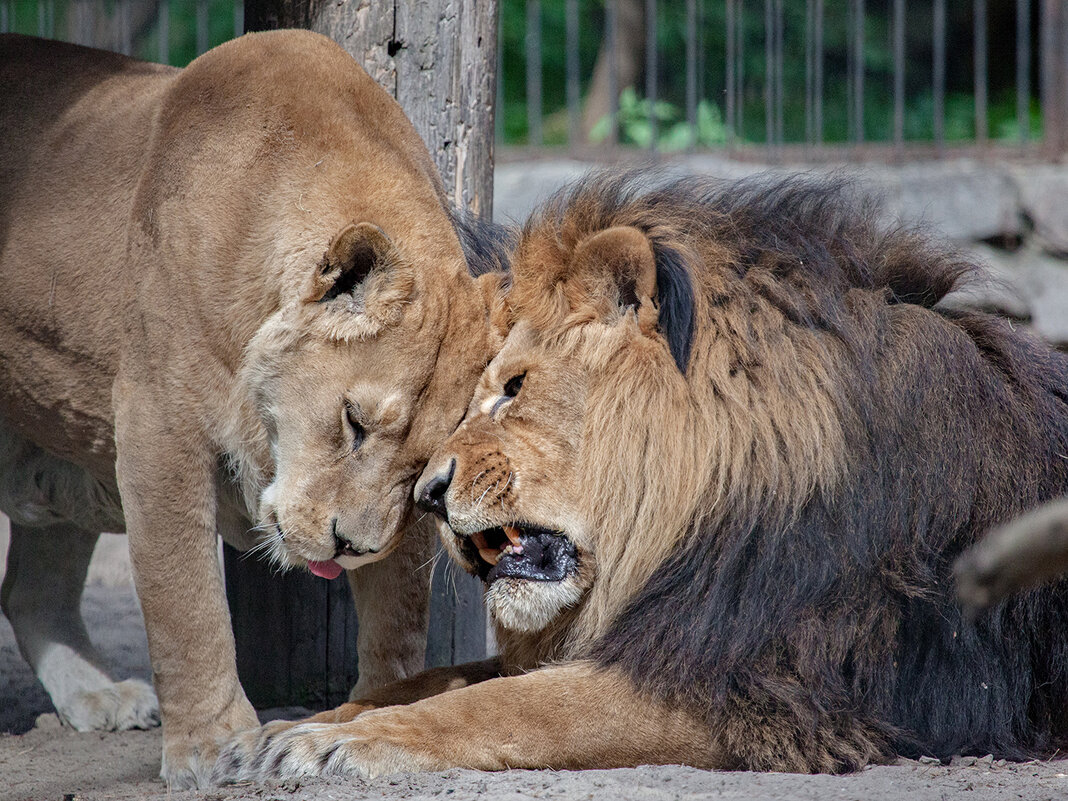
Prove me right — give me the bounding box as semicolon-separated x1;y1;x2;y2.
463;524;578;584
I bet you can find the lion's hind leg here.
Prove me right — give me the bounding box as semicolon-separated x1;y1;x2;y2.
2;521;158;731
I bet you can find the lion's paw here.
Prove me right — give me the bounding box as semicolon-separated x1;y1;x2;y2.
59;679;159;732
215;720;419;783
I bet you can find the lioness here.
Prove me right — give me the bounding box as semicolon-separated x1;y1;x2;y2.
217;174;1068;779
0;32;504;787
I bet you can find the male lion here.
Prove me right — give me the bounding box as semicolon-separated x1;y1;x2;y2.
217;173;1068;780
0;32;505;787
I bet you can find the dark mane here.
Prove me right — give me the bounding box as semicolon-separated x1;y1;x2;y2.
451;207;516;278
575;171;1068;770
528;171;977;375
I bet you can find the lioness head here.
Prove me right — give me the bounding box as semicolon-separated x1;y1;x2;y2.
241;215;507;577
416;213;699;636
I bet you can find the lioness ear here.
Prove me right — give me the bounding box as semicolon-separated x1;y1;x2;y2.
309;222;395;304
570;226;658;320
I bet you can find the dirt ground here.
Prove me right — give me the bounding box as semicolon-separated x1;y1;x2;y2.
3;526;1068;800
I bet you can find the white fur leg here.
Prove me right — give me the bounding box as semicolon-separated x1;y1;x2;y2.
1;522;158;731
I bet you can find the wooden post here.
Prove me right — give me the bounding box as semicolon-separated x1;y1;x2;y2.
229;0;496;706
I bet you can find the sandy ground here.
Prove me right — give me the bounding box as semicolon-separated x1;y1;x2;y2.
4;523;1068;801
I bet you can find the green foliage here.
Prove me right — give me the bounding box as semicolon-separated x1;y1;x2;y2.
589;87;726;150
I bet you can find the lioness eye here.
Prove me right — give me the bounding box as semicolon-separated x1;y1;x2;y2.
345;404;366;450
503;373;525;398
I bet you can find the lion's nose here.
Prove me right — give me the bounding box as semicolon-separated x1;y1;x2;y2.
416;458;455;518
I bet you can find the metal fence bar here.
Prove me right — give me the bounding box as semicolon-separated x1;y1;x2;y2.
853;0;864;145
727;0;736;146
196;0;209;56
118;0;131;55
525;0;542;147
737;0;745;143
933;0;945;153
1041;0;1068;157
686;0;697;150
159;0;169;64
764;0;772;147
606;0;618;147
1017;0;1030;144
815;0;823;144
804;0;813;146
974;0;988;147
0;1;9;34
234;0;243;37
774;0;783;148
893;0;904;153
645;0;657;154
565;0;580;146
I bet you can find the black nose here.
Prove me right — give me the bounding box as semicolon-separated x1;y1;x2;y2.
418;459;455;518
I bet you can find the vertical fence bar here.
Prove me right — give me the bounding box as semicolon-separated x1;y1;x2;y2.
933;0;945;154
525;0;542;146
196;0;209;55
37;1;45;36
774;0;783;148
853;0;864;145
815;0;823;145
159;0;169;64
804;0;813;146
727;0;736;146
234;0;244;36
645;0;658;153
606;0;619;147
764;0;773;147
0;1;8;34
974;0;988;148
566;0;580;147
1017;0;1030;145
684;0;696;150
119;0;131;55
1041;0;1068;158
696;0;705;121
737;0;745;144
893;0;904;154
845;0;853;142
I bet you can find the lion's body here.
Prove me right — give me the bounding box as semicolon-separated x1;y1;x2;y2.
219;174;1068;781
0;32;503;787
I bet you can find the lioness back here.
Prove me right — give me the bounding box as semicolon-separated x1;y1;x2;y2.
0;36;176;473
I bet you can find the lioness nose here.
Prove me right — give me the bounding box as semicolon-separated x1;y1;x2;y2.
417;458;455;518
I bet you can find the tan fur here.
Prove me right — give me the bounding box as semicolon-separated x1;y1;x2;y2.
214;187;862;781
0;32;498;788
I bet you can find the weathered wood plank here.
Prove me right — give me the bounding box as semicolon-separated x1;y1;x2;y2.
230;0;498;703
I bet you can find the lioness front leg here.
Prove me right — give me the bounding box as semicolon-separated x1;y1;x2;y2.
345;515;437;696
115;385;257;788
1;522;158;731
215;662;713;782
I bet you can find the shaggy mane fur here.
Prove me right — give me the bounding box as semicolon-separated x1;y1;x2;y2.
514;172;1068;772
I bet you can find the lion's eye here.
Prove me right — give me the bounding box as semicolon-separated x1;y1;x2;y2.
345;404;366;451
503;373;526;398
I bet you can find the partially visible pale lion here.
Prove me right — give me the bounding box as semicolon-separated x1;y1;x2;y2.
0;31;504;788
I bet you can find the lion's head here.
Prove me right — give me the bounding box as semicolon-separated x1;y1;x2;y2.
237;212;509;578
415;173;963;648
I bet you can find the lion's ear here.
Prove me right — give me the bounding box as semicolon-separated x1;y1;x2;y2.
476;271;512;338
570;226;658;319
570;225;694;374
309;222;396;304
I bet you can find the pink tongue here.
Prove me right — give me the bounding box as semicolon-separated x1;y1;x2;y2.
307;559;344;580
